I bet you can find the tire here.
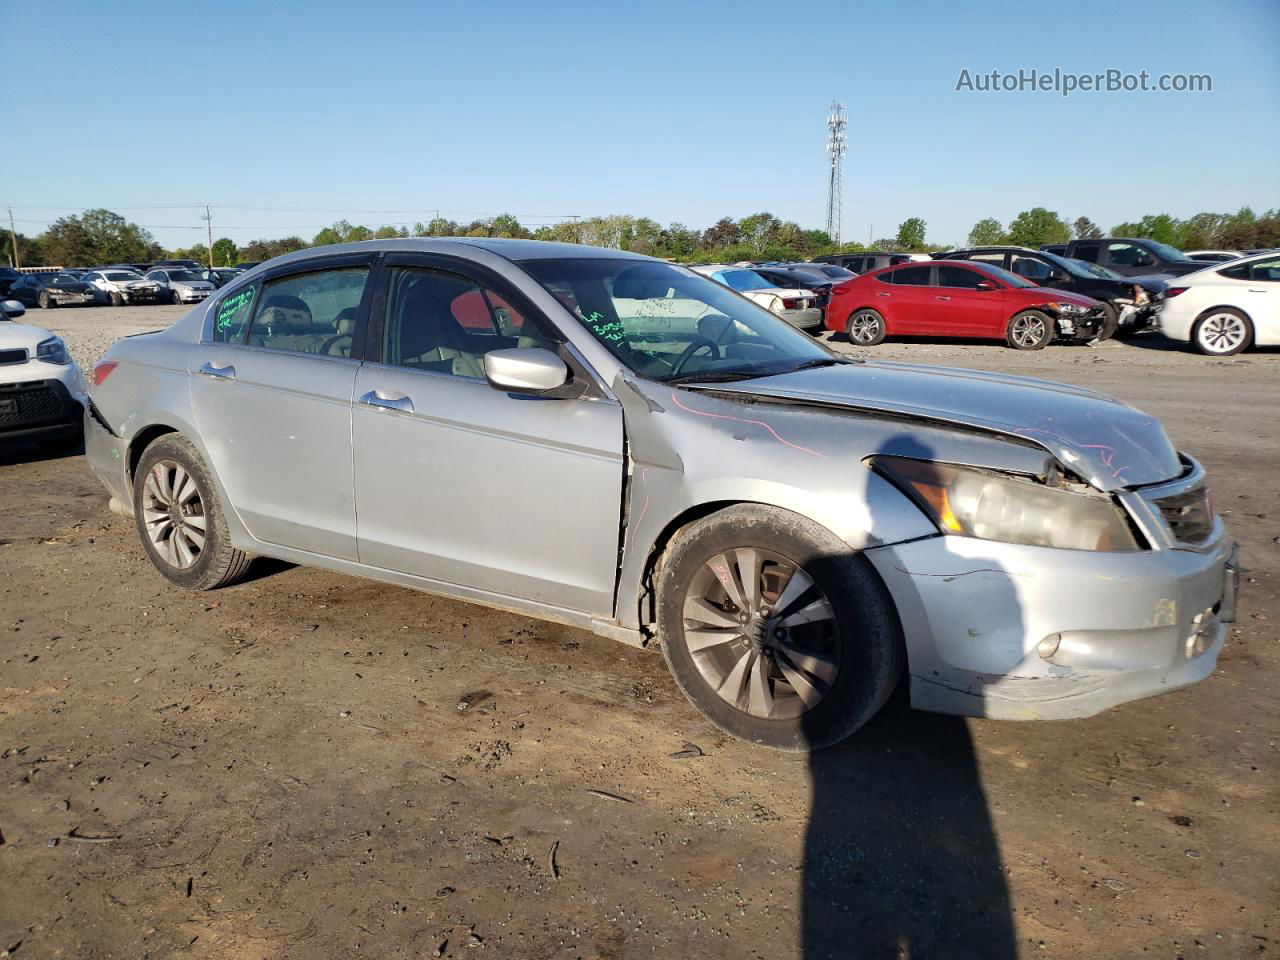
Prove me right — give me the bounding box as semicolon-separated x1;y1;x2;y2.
1192;308;1253;356
1096;302;1119;341
38;291;52;309
1006;310;1052;350
845;308;887;346
132;433;253;590
109;291;124;307
656;504;903;751
170;289;182;305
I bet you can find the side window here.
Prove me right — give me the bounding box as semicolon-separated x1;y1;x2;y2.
382;266;552;379
1106;242;1154;267
891;265;933;286
244;267;369;355
970;252;1007;268
938;266;985;289
1072;241;1101;263
212;283;259;342
1247;256;1280;281
1010;254;1051;281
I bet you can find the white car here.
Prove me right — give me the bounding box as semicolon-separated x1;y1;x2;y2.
1158;252;1279;355
82;268;162;306
144;268;216;305
690;265;823;330
1182;250;1245;263
0;299;87;448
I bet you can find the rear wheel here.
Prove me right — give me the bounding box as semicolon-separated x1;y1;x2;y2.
133;434;253;590
656;504;902;751
1006;310;1052;350
1193;309;1252;356
845;308;886;346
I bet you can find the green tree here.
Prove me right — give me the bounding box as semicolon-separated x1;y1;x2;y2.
967;218;1006;246
895;217;927;250
1007;207;1070;247
240;236;305;262
2;227;45;267
1072;217;1102;240
39;208;157;265
373;225;408;239
738;212;782;253
212;237;238;266
312;220;374;246
701;217;741;249
487;213;531;239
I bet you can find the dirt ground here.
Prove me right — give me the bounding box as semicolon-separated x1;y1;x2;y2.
2;305;1277;959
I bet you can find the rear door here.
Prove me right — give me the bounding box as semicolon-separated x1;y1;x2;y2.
880;264;935;334
188;255;374;559
350;254;625;616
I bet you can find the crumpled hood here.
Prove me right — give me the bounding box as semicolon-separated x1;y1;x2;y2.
692;360;1183;491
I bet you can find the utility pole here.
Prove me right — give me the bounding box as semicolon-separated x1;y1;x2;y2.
824;102;847;249
201;205;214;267
7;207;19;268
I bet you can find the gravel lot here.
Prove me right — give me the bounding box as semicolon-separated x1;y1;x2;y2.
2;305;1277;959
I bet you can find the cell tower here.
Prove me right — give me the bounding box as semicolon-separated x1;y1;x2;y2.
825;102;847;247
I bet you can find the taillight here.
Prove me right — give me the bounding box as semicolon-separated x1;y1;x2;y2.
780;298;799;310
1165;287;1188;298
92;360;118;386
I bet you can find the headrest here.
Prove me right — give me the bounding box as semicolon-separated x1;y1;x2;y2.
334;306;358;336
259;294;312;329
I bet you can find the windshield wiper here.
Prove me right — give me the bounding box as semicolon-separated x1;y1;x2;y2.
786;357;851;372
666;369;769;385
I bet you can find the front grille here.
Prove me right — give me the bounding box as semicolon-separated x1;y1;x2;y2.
0;381;68;426
0;348;28;365
1154;485;1214;544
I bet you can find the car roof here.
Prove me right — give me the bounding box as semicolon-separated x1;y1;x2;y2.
266;238;655;270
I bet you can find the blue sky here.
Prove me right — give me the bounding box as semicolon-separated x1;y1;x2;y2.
3;0;1277;249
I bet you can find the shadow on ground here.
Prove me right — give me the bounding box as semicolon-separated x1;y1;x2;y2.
802;694;1017;960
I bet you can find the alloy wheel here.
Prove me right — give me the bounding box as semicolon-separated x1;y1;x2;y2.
1197;312;1247;353
847;311;883;344
1011;315;1046;347
681;549;839;720
140;459;207;569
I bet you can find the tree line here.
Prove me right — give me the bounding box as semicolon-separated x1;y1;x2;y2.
5;204;1277;270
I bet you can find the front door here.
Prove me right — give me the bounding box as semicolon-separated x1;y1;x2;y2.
188;259;373;559
934;264;1007;337
351;258;625;616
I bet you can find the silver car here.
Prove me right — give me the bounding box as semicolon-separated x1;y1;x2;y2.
84;239;1238;749
145;267;215;305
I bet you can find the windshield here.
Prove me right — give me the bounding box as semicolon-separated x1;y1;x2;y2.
106;271;141;281
1146;240;1190;262
718;269;775;292
813;265;855;278
519;258;836;384
168;270;201;282
1071;258;1124;280
969;261;1037;288
1036;250;1104;280
54;273;81;284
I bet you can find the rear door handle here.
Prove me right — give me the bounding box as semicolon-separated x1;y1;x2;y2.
875;292;891;298
1248;288;1266;293
198;362;235;380
358;390;414;414
935;296;952;301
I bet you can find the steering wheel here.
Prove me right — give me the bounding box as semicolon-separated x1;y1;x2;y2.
320;333;352;356
669;337;721;377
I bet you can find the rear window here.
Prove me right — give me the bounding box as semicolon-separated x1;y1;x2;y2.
212;283;259;342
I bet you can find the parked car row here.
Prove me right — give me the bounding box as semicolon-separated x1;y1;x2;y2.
2;264;246;308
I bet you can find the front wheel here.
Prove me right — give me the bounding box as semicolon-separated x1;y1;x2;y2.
1096;303;1119;341
38;291;52;309
656;504;902;751
1193;309;1252;356
845;308;886;346
1006;310;1052;350
133;434;253;590
109;291;124;306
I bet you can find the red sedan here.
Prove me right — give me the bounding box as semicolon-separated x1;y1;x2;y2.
824;259;1104;349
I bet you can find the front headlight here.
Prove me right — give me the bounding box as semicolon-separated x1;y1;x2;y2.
872;456;1141;552
1133;285;1149;305
1050;301;1087;315
36;336;72;365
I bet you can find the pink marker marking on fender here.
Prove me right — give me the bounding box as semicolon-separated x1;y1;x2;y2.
670;391;826;459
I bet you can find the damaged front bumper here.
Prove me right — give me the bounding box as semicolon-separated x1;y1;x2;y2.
1056;308;1104;342
866;530;1238;720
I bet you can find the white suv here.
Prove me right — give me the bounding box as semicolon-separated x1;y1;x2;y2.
0;298;87;449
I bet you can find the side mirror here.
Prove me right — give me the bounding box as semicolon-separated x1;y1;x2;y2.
1;298;25;319
1050;269;1069;281
975;281;996;291
483;347;571;395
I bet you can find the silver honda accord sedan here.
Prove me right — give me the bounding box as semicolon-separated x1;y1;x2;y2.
83;239;1239;750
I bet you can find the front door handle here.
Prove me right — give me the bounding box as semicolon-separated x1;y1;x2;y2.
358;390;414;414
935;295;952;301
875;292;891;298
198;361;235;380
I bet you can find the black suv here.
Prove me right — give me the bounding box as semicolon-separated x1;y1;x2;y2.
813;252;917;273
935;246;1166;338
1040;238;1214;279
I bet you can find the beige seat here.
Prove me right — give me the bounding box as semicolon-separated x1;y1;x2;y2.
394;279;486;377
